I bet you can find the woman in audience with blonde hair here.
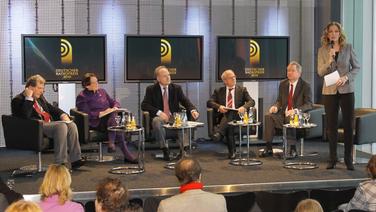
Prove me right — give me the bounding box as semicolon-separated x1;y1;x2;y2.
5;200;42;212
295;199;323;212
39;164;84;212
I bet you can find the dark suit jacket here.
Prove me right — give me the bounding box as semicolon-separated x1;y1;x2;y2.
207;85;255;122
141;83;196;119
11;92;65;121
273;78;313;114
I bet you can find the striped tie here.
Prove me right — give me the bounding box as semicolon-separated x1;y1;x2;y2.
163;87;170;117
227;88;233;108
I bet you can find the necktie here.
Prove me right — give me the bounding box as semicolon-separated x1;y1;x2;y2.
288;84;293;110
163;87;170;117
33;101;51;122
227;88;233;108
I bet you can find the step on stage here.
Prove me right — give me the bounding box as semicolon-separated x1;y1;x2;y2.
0;139;369;202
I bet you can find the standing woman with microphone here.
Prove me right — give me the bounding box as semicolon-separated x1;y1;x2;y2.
318;21;360;170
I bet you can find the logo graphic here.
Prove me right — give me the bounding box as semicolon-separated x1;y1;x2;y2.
61;39;72;64
161;39;172;64
249;39;260;65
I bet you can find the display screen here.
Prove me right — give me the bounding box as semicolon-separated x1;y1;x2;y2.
22;35;106;83
217;36;289;81
125;35;203;81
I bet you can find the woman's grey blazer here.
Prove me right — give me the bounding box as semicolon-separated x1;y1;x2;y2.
317;43;360;95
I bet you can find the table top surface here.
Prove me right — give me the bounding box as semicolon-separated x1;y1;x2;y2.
228;121;262;126
107;126;144;132
283;123;317;129
163;121;204;129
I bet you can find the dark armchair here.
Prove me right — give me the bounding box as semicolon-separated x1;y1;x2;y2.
1;115;50;176
70;109;114;162
323;108;376;163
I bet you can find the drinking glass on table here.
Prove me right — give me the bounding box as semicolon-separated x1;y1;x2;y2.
238;111;245;123
115;115;122;127
303;113;311;125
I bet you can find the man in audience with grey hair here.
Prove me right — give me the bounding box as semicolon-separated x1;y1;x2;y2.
157;157;227;212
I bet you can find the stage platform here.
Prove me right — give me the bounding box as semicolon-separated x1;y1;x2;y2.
0;139;369;202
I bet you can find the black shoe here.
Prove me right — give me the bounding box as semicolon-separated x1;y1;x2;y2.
289;146;298;158
71;157;86;170
212;132;223;142
107;146;116;153
326;161;336;169
183;146;190;152
228;152;236;159
260;148;273;157
346;162;355;171
124;157;138;164
176;152;185;160
162;148;170;161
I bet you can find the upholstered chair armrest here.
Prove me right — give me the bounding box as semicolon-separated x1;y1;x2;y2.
1;115;44;151
305;105;324;139
70;108;89;144
207;108;214;137
355;111;376;145
142;111;151;139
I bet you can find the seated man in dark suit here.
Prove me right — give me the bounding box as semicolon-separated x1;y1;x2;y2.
261;61;313;157
207;69;255;159
11;75;85;169
141;66;200;161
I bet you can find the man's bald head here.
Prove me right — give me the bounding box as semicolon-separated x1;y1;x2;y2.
174;157;202;185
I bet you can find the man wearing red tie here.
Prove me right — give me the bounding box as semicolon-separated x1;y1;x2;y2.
261;61;312;157
11;75;85;169
141;66;200;161
207;70;255;159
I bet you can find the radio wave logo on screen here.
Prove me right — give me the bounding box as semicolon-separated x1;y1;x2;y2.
161;39;172;64
61;39;72;64
249;39;260;65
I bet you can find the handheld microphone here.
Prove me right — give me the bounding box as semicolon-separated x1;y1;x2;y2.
330;40;334;48
330;40;335;60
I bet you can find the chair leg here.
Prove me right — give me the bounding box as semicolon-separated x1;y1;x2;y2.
12;152;47;177
99;141;103;161
352;145;369;164
340;145;369;164
38;152;42;172
86;142;116;162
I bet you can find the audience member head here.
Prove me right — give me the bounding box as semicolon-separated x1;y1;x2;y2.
82;73;99;91
5;200;42;212
321;21;347;47
294;199;323;212
287;61;302;83
25;74;46;99
367;155;376;179
221;69;236;88
175;157;202;185
95;177;128;212
155;66;171;87
39;164;72;205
